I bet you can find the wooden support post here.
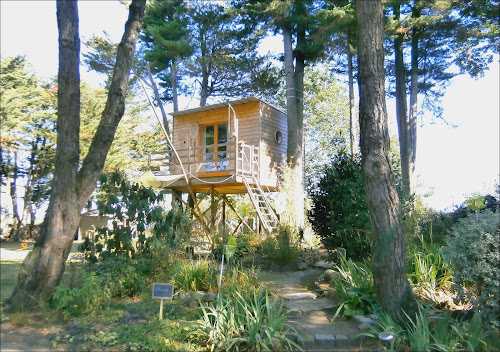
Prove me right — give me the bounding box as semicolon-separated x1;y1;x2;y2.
222;201;226;234
219;193;253;233
210;187;216;232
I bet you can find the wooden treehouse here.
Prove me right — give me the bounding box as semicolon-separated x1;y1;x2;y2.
140;97;287;237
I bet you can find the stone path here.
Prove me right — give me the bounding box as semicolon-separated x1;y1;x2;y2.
257;268;372;351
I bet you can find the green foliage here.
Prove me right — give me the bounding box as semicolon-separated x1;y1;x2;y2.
93;256;150;297
403;308;432;352
406;243;453;297
419;190;499;245
195;286;301;351
331;257;378;318
308;151;371;260
258;225;300;264
52;272;111;318
212;232;257;260
168;259;218;293
443;210;500;321
0;55;57;235
80;171;192;262
365;308;500;352
302;65;351;184
359;309;406;351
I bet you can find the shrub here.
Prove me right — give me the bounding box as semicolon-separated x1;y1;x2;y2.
80;171;193;262
52;271;111;318
93;256;150;297
443;210;500;321
308;151;372;260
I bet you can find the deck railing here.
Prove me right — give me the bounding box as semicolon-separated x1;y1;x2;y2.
148;140;259;181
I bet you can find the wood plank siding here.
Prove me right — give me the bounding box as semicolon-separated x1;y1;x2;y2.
157;97;286;194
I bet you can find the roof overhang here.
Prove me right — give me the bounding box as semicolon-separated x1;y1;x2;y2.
170;97;284;117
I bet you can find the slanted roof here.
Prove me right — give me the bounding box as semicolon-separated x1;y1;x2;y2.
170;97;283;117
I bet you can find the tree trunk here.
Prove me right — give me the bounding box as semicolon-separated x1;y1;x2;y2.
394;5;411;198
169;58;183;210
7;0;146;311
355;0;416;321
171;58;178;113
283;23;305;229
347;30;356;156
146;65;170;137
199;34;209;107
408;7;419;207
9;151;23;241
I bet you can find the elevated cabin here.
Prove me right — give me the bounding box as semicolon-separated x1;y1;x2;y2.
149;97;287;194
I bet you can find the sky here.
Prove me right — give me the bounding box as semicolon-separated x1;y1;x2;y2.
1;1;499;212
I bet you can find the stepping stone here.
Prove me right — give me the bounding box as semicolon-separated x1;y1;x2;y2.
281;292;317;300
354;315;374;324
314;334;336;343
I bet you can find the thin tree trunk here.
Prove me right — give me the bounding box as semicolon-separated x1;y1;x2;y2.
10;152;22;241
171;58;178;112
7;0;146;310
283;23;305;228
355;0;416;321
146;65;170;137
394;4;411;198
347;30;356;156
170;58;183;210
408;9;419;207
199;35;209;107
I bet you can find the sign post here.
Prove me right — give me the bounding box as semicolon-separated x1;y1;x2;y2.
152;283;174;320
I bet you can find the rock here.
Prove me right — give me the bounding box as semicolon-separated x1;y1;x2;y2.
315;261;334;269
358;323;372;330
323;269;340;282
369;313;380;320
203;292;217;302
296;261;308;270
281;292;317;300
188;299;199;308
335;335;348;340
335;247;346;259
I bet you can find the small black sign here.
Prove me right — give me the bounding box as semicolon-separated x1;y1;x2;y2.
152;283;174;299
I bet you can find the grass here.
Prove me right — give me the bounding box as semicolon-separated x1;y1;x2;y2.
0;241;83;303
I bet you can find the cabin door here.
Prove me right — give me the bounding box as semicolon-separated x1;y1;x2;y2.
201;122;228;174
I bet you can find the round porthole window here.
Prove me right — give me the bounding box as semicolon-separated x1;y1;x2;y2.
275;130;283;145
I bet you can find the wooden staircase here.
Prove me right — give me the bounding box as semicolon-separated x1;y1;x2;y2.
243;176;279;233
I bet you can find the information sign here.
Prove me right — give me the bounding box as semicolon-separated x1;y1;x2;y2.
152;283;174;299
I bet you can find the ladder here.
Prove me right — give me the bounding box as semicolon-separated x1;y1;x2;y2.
243;176;279;233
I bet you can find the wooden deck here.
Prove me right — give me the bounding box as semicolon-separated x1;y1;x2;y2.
146;141;277;194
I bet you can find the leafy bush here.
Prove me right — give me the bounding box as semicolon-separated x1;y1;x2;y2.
93;256;150;297
443;210;500;321
195;286;300;351
419;190;499;245
80;171;193;262
331;257;378;318
52;272;111;318
308;151;372;260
